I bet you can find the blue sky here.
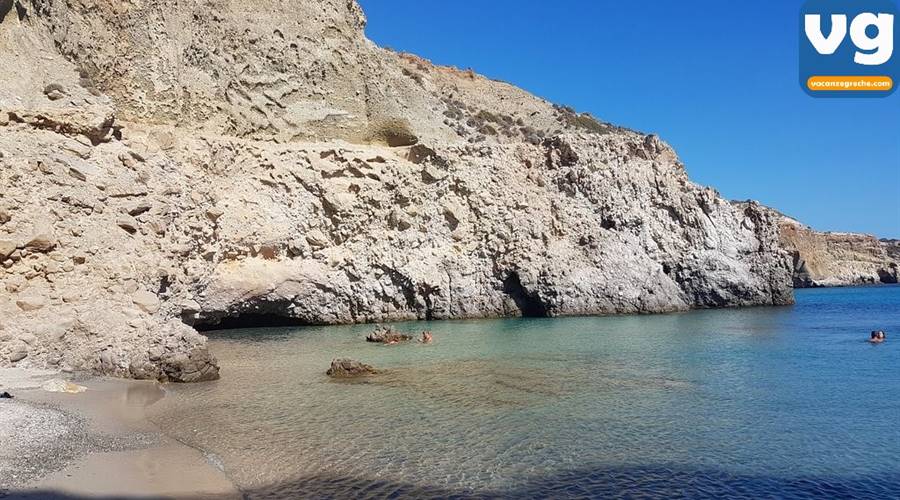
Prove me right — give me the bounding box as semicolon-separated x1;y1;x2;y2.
359;1;899;237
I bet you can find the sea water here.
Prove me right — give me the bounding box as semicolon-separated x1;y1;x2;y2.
147;286;900;498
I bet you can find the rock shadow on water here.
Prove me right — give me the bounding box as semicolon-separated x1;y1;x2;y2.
503;353;694;391
203;327;302;343
376;359;574;409
326;358;692;411
12;463;898;499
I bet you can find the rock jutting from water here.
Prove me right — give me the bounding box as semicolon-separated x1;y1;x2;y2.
366;326;413;344
0;0;794;381
326;359;378;378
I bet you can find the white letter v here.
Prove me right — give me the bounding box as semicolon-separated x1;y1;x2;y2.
805;14;848;55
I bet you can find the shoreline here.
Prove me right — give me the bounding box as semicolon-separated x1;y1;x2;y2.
0;368;240;499
2;287;896;499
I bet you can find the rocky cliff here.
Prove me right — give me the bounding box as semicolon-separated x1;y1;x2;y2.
779;218;898;288
733;202;898;288
0;0;794;381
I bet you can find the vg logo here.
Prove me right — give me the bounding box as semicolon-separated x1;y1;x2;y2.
800;0;898;97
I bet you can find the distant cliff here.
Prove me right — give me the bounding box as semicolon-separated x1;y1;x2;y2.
734;202;899;288
882;239;900;263
782;223;898;287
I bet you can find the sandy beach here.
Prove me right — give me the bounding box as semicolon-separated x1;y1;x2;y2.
0;368;240;499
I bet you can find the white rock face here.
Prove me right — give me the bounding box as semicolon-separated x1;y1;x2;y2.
0;0;794;381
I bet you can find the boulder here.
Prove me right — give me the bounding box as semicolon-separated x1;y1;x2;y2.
8;341;28;363
43;83;67;101
132;291;161;314
18;332;37;345
128;202;153;216
116;215;139;234
157;332;220;382
366;325;412;344
326;358;378;378
0;239;16;259
305;229;330;248
205;207;225;222
24;233;56;253
68;166;87;181
16;294;46;312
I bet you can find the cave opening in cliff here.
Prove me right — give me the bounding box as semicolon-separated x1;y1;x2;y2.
878;269;898;284
503;272;549;318
185;307;312;332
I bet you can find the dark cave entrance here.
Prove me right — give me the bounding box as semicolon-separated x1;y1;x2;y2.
183;300;312;332
502;272;548;318
189;314;311;333
878;268;898;284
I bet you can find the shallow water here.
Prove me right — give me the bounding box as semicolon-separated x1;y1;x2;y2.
148;286;900;499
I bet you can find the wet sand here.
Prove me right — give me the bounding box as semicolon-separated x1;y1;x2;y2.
0;368;240;499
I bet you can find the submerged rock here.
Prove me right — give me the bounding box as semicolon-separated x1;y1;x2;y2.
41;379;87;394
326;358;378;378
366;326;413;344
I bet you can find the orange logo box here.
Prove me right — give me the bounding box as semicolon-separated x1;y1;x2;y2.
807;75;894;91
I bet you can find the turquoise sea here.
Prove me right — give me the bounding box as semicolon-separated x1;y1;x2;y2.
148;286;900;499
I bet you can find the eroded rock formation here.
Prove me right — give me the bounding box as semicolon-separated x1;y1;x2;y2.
732;202;899;288
0;0;794;381
780;219;898;288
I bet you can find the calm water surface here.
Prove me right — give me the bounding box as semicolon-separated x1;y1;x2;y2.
148;286;900;499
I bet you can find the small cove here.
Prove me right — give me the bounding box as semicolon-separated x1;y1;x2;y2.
147;286;900;498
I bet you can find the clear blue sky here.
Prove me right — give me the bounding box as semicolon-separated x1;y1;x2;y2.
359;0;899;237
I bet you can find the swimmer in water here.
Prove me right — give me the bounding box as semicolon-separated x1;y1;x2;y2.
420;331;433;344
870;330;886;344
